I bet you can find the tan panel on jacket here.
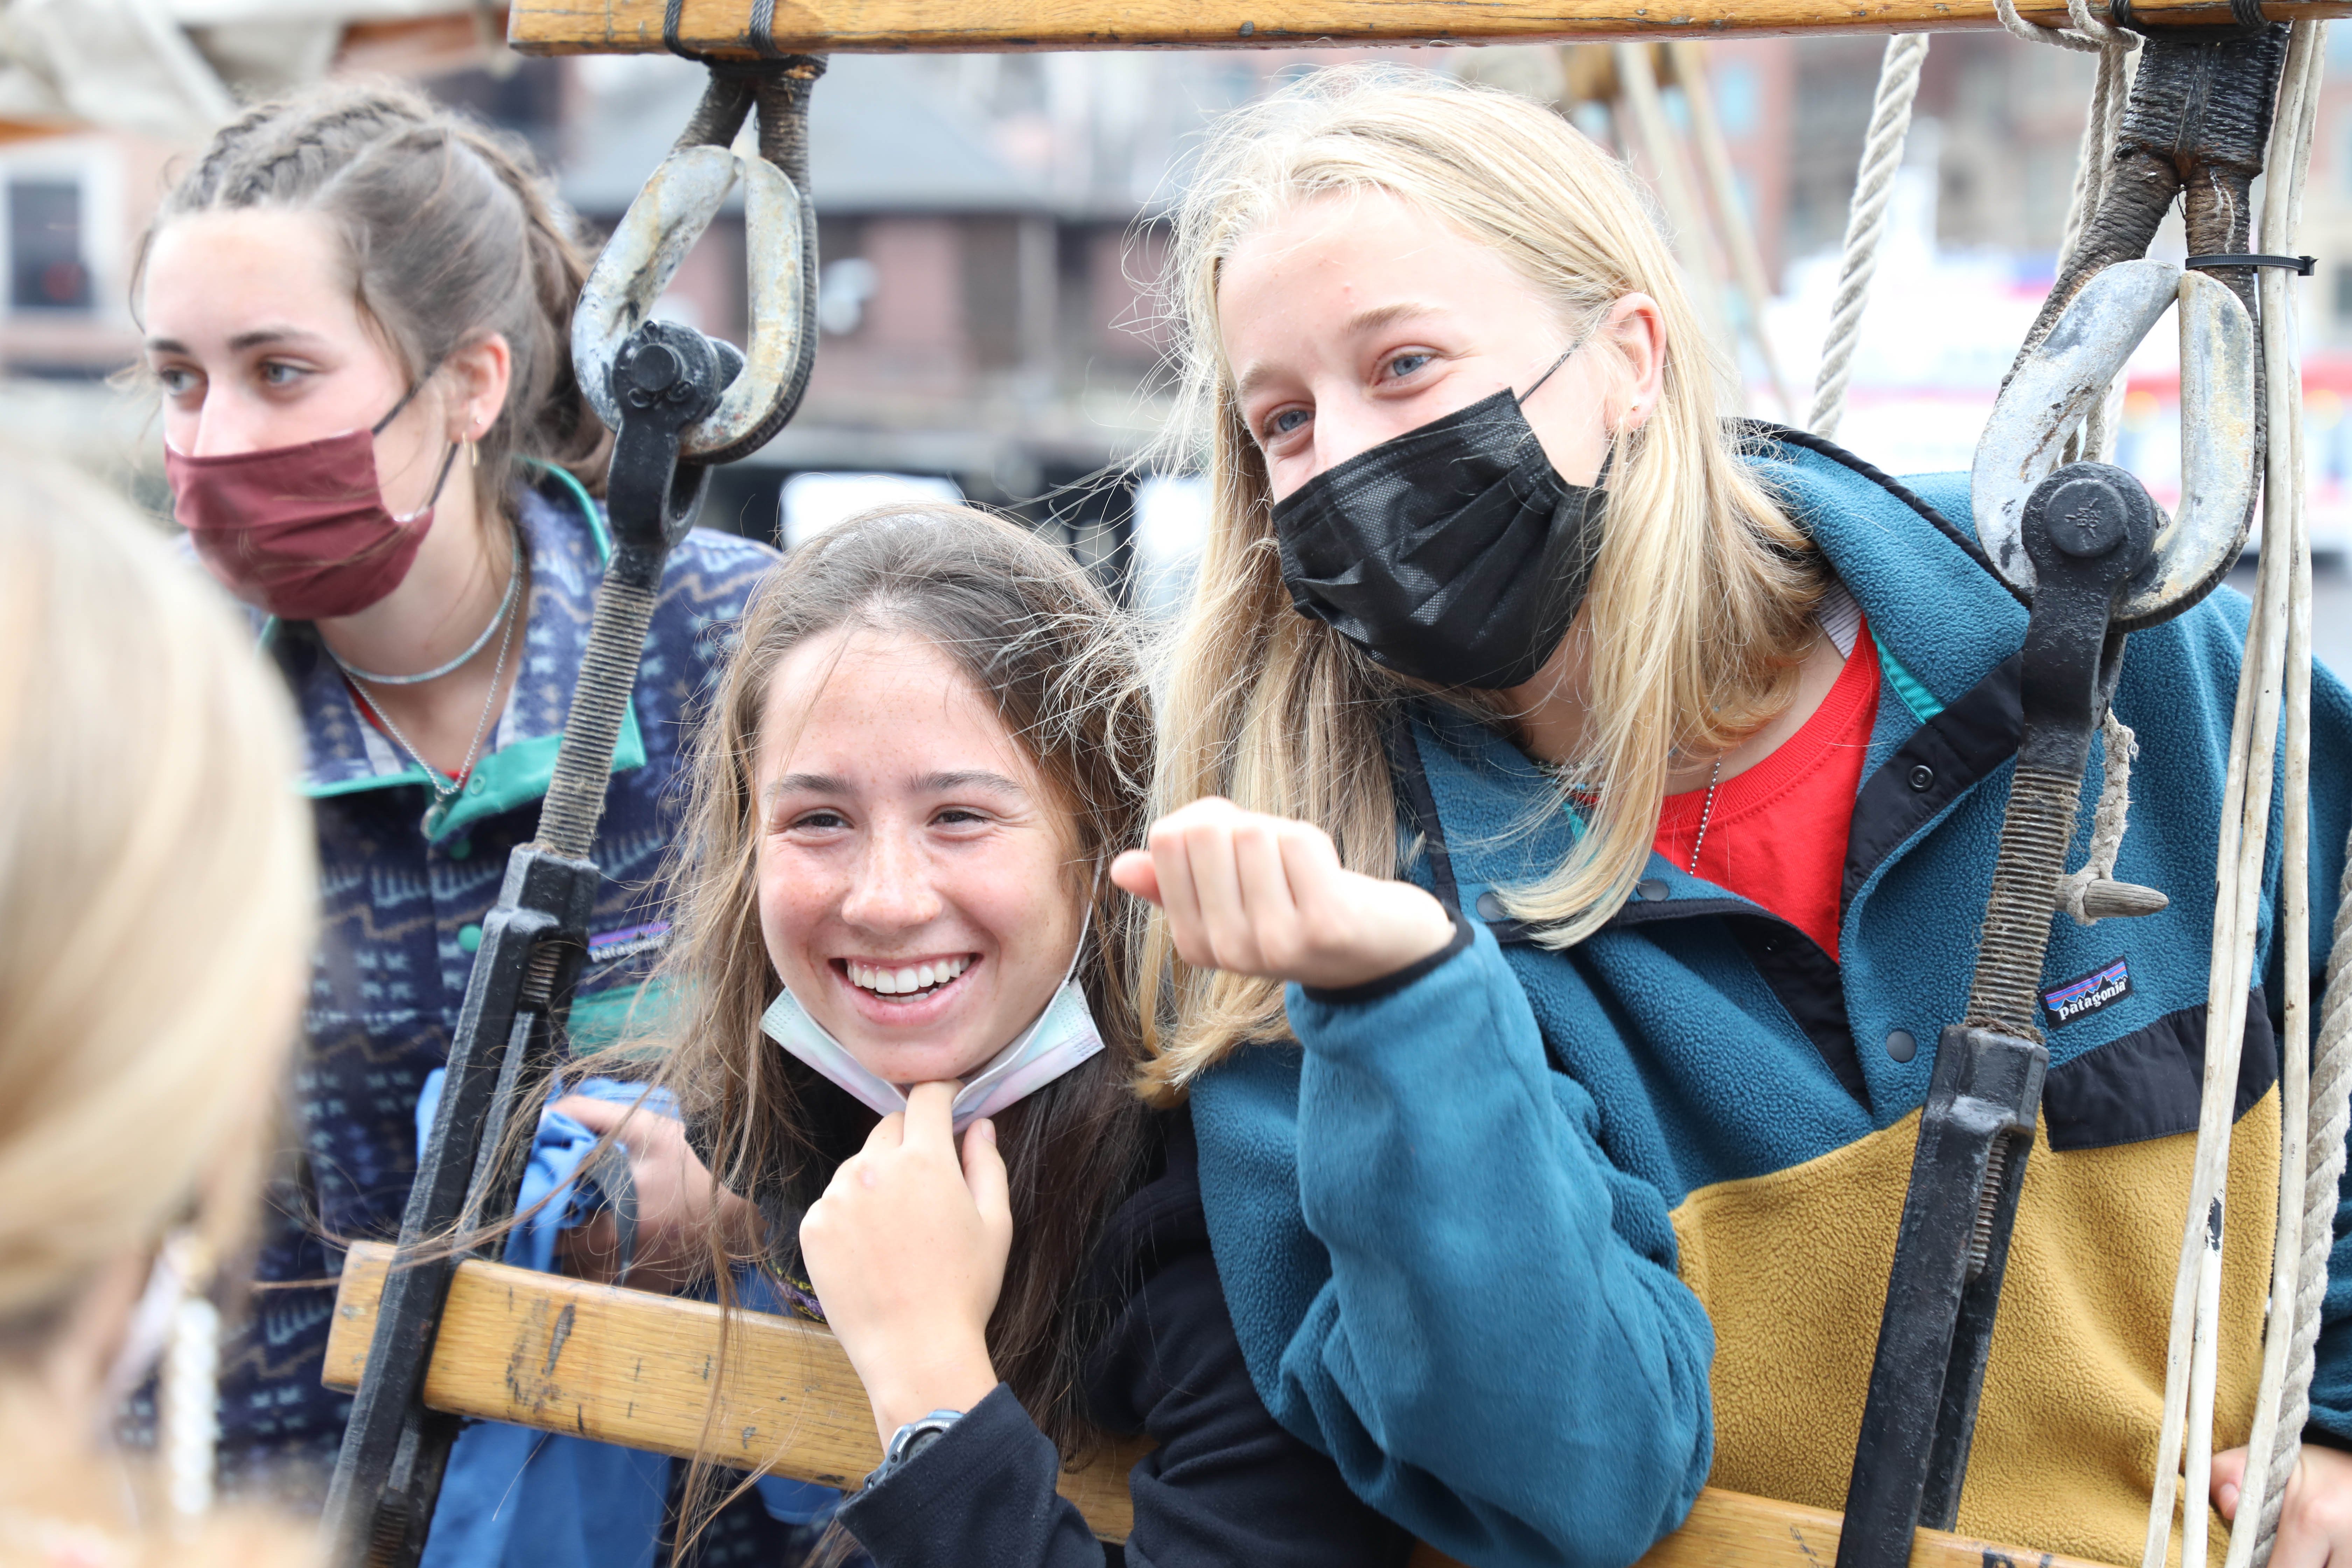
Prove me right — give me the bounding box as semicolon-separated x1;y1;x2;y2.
1671;1090;2278;1568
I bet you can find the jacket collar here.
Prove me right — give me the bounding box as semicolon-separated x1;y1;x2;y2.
1740;431;2025;712
265;469;645;841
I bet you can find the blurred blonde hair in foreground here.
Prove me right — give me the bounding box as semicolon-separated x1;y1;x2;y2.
0;452;317;1564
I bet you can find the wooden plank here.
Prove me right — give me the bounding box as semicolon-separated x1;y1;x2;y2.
323;1242;1142;1534
510;0;2351;56
328;1243;2118;1568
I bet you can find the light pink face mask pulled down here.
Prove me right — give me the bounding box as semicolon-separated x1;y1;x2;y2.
759;919;1104;1130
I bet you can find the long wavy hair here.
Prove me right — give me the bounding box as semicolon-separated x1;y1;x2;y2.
647;505;1158;1464
1137;65;1827;1097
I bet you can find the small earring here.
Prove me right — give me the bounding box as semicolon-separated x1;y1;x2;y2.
468;438;480;469
159;1232;219;1525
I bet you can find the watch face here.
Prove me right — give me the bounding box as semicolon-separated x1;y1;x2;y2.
863;1415;958;1494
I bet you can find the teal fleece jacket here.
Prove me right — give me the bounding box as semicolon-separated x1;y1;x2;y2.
1190;433;2352;1568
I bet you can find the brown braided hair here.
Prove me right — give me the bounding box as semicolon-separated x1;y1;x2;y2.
135;79;611;522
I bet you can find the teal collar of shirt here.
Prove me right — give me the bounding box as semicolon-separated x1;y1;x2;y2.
261;463;645;842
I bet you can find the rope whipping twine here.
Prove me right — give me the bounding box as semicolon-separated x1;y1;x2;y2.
1806;31;1927;439
2055;709;2143;923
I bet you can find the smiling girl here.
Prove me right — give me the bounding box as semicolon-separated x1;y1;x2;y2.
648;505;1408;1566
135;82;786;1562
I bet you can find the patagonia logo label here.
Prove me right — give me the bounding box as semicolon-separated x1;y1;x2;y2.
587;921;670;965
2043;956;2131;1028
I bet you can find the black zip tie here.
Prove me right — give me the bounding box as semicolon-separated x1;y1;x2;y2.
2185;252;2318;275
664;0;784;59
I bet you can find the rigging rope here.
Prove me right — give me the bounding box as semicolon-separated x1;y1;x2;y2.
1815;12;2135;445
1807;32;1927;437
2133;23;2329;1568
1900;11;2324;1560
2066;40;2140;461
2224;26;2330;1567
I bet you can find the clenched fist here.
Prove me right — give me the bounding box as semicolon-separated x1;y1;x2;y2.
1111;797;1456;991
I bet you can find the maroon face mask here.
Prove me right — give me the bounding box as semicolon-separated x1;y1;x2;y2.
167;403;460;622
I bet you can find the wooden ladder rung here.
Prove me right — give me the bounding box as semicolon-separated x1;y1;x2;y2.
324;1243;2118;1568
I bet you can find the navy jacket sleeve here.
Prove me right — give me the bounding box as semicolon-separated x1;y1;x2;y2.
1195;920;1716;1568
835;1114;1411;1568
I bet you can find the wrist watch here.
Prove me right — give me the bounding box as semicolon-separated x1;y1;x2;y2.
862;1408;965;1490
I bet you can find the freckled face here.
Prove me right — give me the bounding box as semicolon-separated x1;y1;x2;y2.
1216;187;1616;501
754;627;1085;1087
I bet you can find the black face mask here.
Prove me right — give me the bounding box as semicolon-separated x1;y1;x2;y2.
1270;368;1607;691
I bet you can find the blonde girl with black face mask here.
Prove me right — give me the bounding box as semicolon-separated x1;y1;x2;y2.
1113;65;2352;1568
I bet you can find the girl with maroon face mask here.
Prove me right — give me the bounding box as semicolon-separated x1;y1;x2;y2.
132;83;801;1565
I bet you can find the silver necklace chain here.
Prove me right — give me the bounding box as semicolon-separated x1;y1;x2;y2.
337;556;524;803
1686;756;1724;874
330;532;524;686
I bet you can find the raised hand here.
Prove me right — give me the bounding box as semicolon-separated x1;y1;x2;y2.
1111;797;1456;992
799;1081;1010;1444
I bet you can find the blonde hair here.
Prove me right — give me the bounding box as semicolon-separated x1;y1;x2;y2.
0;454;315;1559
1140;66;1824;1095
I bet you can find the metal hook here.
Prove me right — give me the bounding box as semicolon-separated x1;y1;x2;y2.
571;63;819;465
1972;258;2258;632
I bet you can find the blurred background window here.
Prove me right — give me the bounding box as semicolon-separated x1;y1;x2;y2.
8;176;88;312
780;471;965;551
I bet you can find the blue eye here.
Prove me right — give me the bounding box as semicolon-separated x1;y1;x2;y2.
1386;352;1432;379
1269;408;1309;436
260;362;303;387
156;367;198;396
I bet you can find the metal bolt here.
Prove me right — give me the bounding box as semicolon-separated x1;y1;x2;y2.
2043;475;2129;560
626;340;683;394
